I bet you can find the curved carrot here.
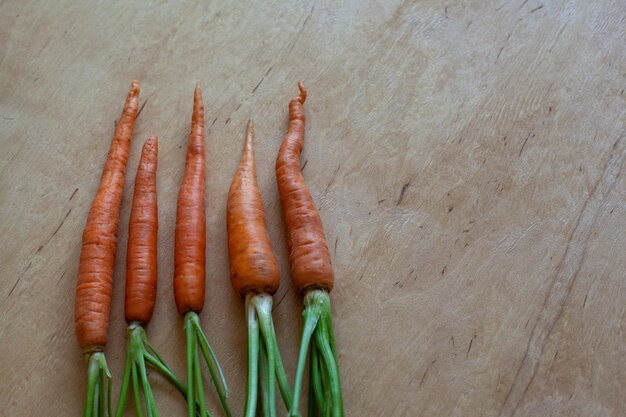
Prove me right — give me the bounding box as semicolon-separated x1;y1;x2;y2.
228;120;280;296
174;82;206;314
276;82;344;417
75;80;140;351
275;81;333;293
125;136;158;325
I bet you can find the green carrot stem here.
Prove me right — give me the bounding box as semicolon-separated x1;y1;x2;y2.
244;296;260;417
136;349;157;417
266;312;296;413
98;370;106;417
131;364;145;417
84;351;110;417
307;347;318;417
314;318;343;417
185;314;197;417
309;342;326;414
259;341;272;417
290;299;322;416
93;378;100;417
195;318;232;417
253;294;278;417
116;346;133;416
192;337;208;417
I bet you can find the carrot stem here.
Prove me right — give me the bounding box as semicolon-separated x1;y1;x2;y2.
244;294;298;416
115;324;192;417
309;335;326;415
253;295;277;417
116;346;133;415
136;349;157;417
183;311;227;417
259;341;271;417
92;379;100;417
131;364;144;417
270;318;295;413
83;352;111;417
98;370;106;417
185;314;197;417
290;289;343;417
244;298;260;417
307;344;319;417
195;320;231;415
290;299;322;416
193;341;208;417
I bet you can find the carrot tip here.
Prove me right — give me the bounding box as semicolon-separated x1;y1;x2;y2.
297;81;307;103
195;81;201;91
245;120;254;147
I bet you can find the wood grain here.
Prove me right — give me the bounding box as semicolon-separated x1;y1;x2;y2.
0;1;624;416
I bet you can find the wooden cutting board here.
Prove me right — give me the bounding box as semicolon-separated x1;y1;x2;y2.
1;1;624;416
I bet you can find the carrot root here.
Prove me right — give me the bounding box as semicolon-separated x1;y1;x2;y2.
290;289;344;417
183;312;232;417
243;294;297;417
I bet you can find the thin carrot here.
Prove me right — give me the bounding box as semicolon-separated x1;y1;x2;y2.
275;82;344;417
227;121;296;417
275;81;334;294
175;83;231;417
115;136;193;417
174;82;206;315
125;136;158;325
75;80;140;417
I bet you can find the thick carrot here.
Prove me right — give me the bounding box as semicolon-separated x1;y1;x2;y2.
228;121;296;417
125;136;158;325
174;82;206;314
75;80;140;351
227;120;280;296
275;81;334;293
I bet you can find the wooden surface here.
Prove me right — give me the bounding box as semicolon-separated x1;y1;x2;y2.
1;1;624;416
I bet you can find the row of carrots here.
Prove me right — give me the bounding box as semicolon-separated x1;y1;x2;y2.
75;81;343;417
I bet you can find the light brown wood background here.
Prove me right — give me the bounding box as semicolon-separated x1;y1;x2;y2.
1;1;624;416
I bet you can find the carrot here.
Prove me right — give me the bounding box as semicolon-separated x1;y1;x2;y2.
275;81;334;294
125;136;158;325
115;136;196;417
227;121;296;417
75;80;140;351
275;82;344;417
174;82;206;315
228;120;280;296
175;83;231;417
74;81;139;417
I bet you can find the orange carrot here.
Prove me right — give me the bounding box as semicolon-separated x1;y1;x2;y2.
75;80;140;351
125;136;158;325
276;83;344;417
227;120;280;296
275;81;334;293
228;121;295;417
174;82;206;315
175;84;232;417
116;136;195;417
